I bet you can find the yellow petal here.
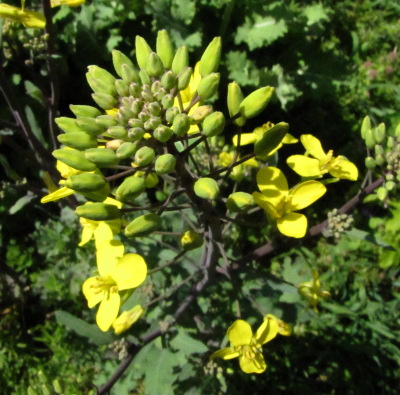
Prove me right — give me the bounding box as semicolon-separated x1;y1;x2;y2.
111;253;147;291
106;108;119;117
252;192;279;218
277;212;307;238
79;225;94;247
265;314;292;336
51;0;85;7
219;151;234;167
287;155;322;177
256;167;288;205
112;305;144;335
329;157;358;181
282;133;298;144
227;319;253;347
56;159;81;178
103;197;123;209
232;133;257;146
96;288;120;332
255;316;279;345
243;157;259;167
210;347;239;360
40;186;75;203
96;240;124;276
239;352;266;374
0;4;45;28
82;277;104;308
300;134;327;160
93;222;116;249
289;180;326;211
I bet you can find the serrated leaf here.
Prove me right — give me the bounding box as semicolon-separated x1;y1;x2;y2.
346;228;395;250
170;327;208;355
226;51;260;87
235;15;288;50
55;310;115;345
302;4;330;26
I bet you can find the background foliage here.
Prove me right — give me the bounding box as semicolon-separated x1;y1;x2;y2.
1;0;399;393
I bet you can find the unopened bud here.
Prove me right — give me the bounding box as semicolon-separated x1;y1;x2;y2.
153;125;173;142
85;148;119;167
360;115;371;139
156;29;174;69
76;117;106;136
254;122;288;157
172;46;189;74
374;123;386;143
135;35;152;70
115;79;130;97
177;67;193;90
239;86;274;119
161;94;174;110
116;176;146;201
155;154;176;174
116;142;138;158
92;93;118;110
181;230;203;251
190;105;213;123
197;73;220;100
70;104;101;118
107;125;128;139
96;115;118;128
202;111;225;137
112;49;135;78
375;154;385;166
134;146;155;166
161;70;177;90
199;37;221;76
146;52;165;77
194;177;219;200
128;127;145;140
377;186;388;201
55;117;84;134
53;148;97;172
139;70;151;86
365;156;376;169
57;132;97;150
365;128;375;149
65;173;106;193
227;81;246;126
226;192;254;212
75;202;120;220
166;107;180;124
125;213;161;237
172;113;190;137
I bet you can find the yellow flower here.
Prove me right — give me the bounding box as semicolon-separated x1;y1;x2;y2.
82;240;147;332
79;198;123;248
298;270;330;312
112;305;144;335
252;167;326;238
232;122;298;157
218;151;258;181
211;315;287;374
51;0;85;7
287;134;358;180
0;2;45;28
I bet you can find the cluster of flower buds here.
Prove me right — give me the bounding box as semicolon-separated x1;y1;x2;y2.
361;116;400;201
326;208;354;239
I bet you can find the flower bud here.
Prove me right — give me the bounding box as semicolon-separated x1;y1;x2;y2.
91;93;118;110
227;81;246;126
112;305;144;335
121;64;140;84
148;102;162;116
55;117;84;134
69;104;101;118
254;122;288;157
202;111;225;137
128;127;145;141
199;37;221;76
375;154;385;166
75;202;121;221
53;148;97;172
395;122;400;137
360;115;371;139
239;86;274;119
386;181;396;191
365;128;375;149
153;125;173;142
226;192;254;212
115;79;130;97
96;115;118;128
57;132;98;150
139;70;151;86
106;139;124;150
85;148;119;167
144;172;159;188
194;177;219;200
166;107;180;123
128;118;144;129
144;117;161;131
87;65;116;87
156;29;174;69
197;73;220;100
155;154;176;174
177;67;193;91
65;173;106;193
375;144;384;156
172;46;189;74
125;213;162;237
181;230;203;251
160;70;177;90
146;52;165;77
365;156;376;170
161;94;174;110
116;142;138;159
81;183;111;203
377;186;388;201
107;125;128;139
112;49;135;78
118;106;136;121
374;123;386;143
76;117;106;137
115;176;146;201
387;136;395;149
134;146;155;166
135;35;152;70
190;105;213;123
172;113;190;137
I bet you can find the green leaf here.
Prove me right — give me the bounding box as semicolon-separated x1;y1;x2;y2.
25;81;44;105
346;228;395;250
25;106;46;147
0;153;20;181
55;310;115;345
302;4;330;26
170;327;208;355
9;193;36;215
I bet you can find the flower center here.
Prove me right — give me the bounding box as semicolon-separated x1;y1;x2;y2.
89;275;117;295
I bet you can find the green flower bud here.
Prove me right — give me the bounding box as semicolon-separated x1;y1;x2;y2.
197;73;220;100
55;117;84;134
91;93;118;110
161;94;174;110
69;105;101;118
360;115;371;139
141;90;154;103
53;148;97;172
112;49;135;78
166;107;180;124
254;122;288;157
138;111;150;122
151;80;162;93
148;102;162;116
134;146;155;166
144;172;159;188
386;181;396;191
365;156;376;169
194;177;219;200
171;46;189;74
128;118;144;129
181;230;203;251
107;125;128;139
227;81;246;126
386;173;394;181
135;35;152;70
52;380;62;394
144;116;162;131
374;123;386;143
199;37;221;76
387;136;395;149
125;213;162;237
395;122;400;137
139;70;151;86
239;86;274;119
377;186;388;201
190;105;213;123
153;125;173;142
116;142;138;159
226;192;254;212
375;144;385;156
146;52;165;77
172;113;190;137
86;75;117;97
96;115;118;128
115;79;130;97
202;111;225;137
65;173;106;193
82;182;111;202
76;117;106;137
85;148;119;167
115;176;146;201
364;128;375;148
75;202;120;221
375;154;385;166
118;106;136;121
57;132;98;150
161;70;177;90
155;154;176;174
128;127;145;140
177;67;193;91
121;64;140;84
156;29;174;69
87;65;116;87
